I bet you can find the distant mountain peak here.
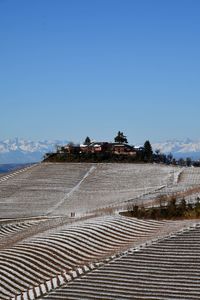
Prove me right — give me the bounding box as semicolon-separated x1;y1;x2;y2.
0;138;68;164
1;138;200;163
152;139;200;159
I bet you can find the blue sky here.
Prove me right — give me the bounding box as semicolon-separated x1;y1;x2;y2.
0;0;200;145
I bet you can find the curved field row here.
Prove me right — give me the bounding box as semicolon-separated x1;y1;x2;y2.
0;218;62;249
0;219;46;239
42;224;200;300
0;215;193;299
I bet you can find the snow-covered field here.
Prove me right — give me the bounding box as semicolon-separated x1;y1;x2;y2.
0;215;196;300
0;162;187;219
1;162;200;299
41;222;200;300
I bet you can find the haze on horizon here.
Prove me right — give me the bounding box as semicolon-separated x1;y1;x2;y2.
1;0;200;145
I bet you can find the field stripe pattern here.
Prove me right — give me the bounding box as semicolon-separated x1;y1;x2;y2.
41;224;200;300
0;215;193;299
0;163;182;219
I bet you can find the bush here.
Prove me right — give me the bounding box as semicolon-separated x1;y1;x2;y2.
126;196;200;220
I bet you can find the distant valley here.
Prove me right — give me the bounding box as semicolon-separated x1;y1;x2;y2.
0;163;32;174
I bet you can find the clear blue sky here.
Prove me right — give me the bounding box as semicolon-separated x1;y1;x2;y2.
0;0;200;144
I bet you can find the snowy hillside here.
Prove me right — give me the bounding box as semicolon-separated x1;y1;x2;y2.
0;138;68;163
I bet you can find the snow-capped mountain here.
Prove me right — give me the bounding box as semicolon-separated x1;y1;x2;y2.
1;138;200;164
152;138;200;159
0;138;68;164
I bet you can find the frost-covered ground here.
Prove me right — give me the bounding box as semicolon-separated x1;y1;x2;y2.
0;215;197;300
0;162;185;219
1;163;200;219
138;165;200;205
1;163;200;300
41;222;200;300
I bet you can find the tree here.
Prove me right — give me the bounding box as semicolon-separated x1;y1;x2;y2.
129;204;139;217
186;157;192;167
178;158;185;166
167;153;173;164
114;131;128;144
154;149;162;163
143;140;153;162
172;158;177;165
155;149;160;156
55;144;60;153
84;136;91;145
167;196;177;217
178;198;187;216
195;197;200;217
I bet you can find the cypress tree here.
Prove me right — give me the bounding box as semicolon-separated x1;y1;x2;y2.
144;140;153;162
84;136;91;145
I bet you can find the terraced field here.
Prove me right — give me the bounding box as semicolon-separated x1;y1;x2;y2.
0;162;183;219
0;163;93;218
0;215;196;300
41;223;200;300
1;163;200;299
54;163;178;216
0;218;46;242
140;166;200;205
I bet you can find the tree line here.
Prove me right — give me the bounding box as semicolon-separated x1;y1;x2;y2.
125;195;200;220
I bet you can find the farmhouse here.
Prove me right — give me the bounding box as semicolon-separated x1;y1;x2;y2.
45;141;139;162
57;144;81;154
80;142;110;153
111;143;136;155
80;142;136;156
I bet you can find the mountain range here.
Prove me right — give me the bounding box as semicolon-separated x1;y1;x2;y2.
0;138;200;164
0;138;68;164
152;138;200;159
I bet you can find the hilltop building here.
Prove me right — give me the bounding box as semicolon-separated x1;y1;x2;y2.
58;142;137;156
